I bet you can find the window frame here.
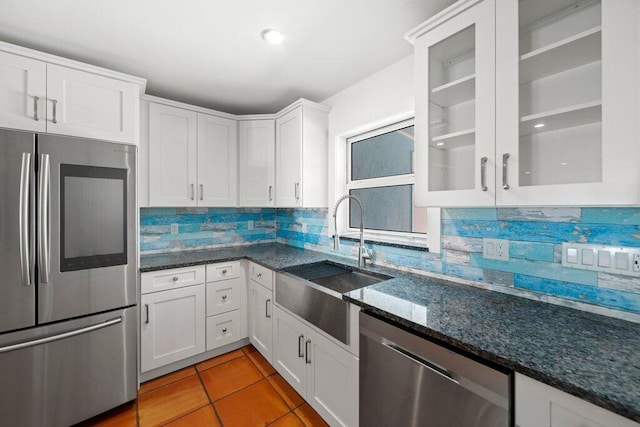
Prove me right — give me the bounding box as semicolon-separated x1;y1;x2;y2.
343;117;427;244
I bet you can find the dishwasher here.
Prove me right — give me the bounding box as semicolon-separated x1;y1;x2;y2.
360;312;512;426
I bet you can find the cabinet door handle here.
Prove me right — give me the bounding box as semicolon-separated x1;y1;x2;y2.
50;99;58;124
298;334;305;358
190;183;195;200
502;153;510;190
265;298;271;318
268;185;273;201
480;156;488;191
144;304;150;324
199;184;203;201
33;96;40;121
295;182;300;200
305;339;311;364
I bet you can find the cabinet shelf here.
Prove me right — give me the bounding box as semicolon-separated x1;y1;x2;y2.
430;74;475;107
430;128;475;149
519;100;601;136
520;26;601;83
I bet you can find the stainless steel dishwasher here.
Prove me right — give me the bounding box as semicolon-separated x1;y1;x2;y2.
360;312;512;426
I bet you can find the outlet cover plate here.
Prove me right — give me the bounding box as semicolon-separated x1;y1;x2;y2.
562;243;640;277
483;238;509;261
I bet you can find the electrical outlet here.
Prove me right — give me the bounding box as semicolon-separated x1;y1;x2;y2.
634;253;640;272
483;238;509;261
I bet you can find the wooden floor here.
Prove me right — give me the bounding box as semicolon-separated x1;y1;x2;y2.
78;344;328;427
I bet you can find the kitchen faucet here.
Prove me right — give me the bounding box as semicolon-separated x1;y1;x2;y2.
332;194;372;267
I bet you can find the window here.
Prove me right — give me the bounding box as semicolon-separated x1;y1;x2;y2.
345;119;428;242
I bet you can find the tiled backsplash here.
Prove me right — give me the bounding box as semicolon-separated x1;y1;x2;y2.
276;207;640;315
140;208;275;253
141;206;640;315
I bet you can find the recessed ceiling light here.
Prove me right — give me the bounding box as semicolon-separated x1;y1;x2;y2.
534;123;545;128
262;29;285;45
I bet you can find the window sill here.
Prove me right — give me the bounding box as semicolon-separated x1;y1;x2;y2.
336;232;429;252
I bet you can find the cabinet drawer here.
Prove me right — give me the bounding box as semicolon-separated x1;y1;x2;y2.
206;261;241;282
249;262;273;290
206;277;243;316
141;265;205;294
206;310;242;351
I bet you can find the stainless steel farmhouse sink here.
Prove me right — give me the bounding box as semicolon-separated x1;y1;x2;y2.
275;261;391;344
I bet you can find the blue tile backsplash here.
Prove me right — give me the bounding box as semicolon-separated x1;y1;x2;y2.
141;206;640;315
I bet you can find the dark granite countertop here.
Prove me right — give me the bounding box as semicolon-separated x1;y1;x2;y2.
140;243;640;422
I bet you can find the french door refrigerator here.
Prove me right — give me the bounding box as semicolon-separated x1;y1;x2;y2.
0;128;137;426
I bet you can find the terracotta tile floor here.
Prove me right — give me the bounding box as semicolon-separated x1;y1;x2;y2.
77;345;328;427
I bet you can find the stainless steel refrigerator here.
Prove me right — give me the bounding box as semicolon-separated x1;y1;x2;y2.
0;128;137;426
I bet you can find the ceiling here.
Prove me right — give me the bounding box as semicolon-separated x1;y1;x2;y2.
0;0;455;115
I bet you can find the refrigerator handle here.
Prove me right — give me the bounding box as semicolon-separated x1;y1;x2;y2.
0;317;122;355
37;154;51;284
19;153;32;287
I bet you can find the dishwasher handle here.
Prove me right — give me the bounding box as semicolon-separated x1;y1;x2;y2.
383;341;459;384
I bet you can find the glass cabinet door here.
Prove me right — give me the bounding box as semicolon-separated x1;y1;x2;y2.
496;0;640;205
414;0;495;207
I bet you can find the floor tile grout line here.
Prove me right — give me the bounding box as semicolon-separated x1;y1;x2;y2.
195;352;246;374
157;402;210;427
138;369;198;396
195;362;226;427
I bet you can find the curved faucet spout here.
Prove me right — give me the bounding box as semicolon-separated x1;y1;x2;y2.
332;194;371;267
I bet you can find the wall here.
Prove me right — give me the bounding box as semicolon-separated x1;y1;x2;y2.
140;208;275;253
276;207;640;317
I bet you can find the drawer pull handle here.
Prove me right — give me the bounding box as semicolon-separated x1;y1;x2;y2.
222;294;227;300
172;276;179;282
222;269;227;274
298;334;305;358
222;327;227;333
256;272;262;278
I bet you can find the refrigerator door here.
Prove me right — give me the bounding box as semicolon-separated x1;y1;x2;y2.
0;306;137;426
0;129;35;333
37;134;137;323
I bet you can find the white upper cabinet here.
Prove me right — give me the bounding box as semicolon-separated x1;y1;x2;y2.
495;0;639;205
144;98;238;207
0;43;143;144
409;0;640;206
0;51;46;132
148;102;198;207
46;64;139;144
197;113;238;206
275;102;330;208
239;120;276;207
413;0;496;207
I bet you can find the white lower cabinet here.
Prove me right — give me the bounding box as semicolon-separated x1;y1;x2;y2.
140;284;206;372
248;279;273;362
273;305;358;427
516;374;639;427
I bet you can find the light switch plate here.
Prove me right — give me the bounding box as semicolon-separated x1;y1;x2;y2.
562;243;640;277
483;238;509;261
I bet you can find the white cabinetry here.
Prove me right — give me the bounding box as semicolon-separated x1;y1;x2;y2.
205;261;247;351
247;262;274;361
413;0;496;207
409;0;640;206
140;266;207;372
145;97;238;207
0;43;142;143
516;374;639;427
239;120;276;207
273;305;358;427
275;102;329;207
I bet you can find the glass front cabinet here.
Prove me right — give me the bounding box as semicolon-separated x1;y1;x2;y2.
410;0;640;206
